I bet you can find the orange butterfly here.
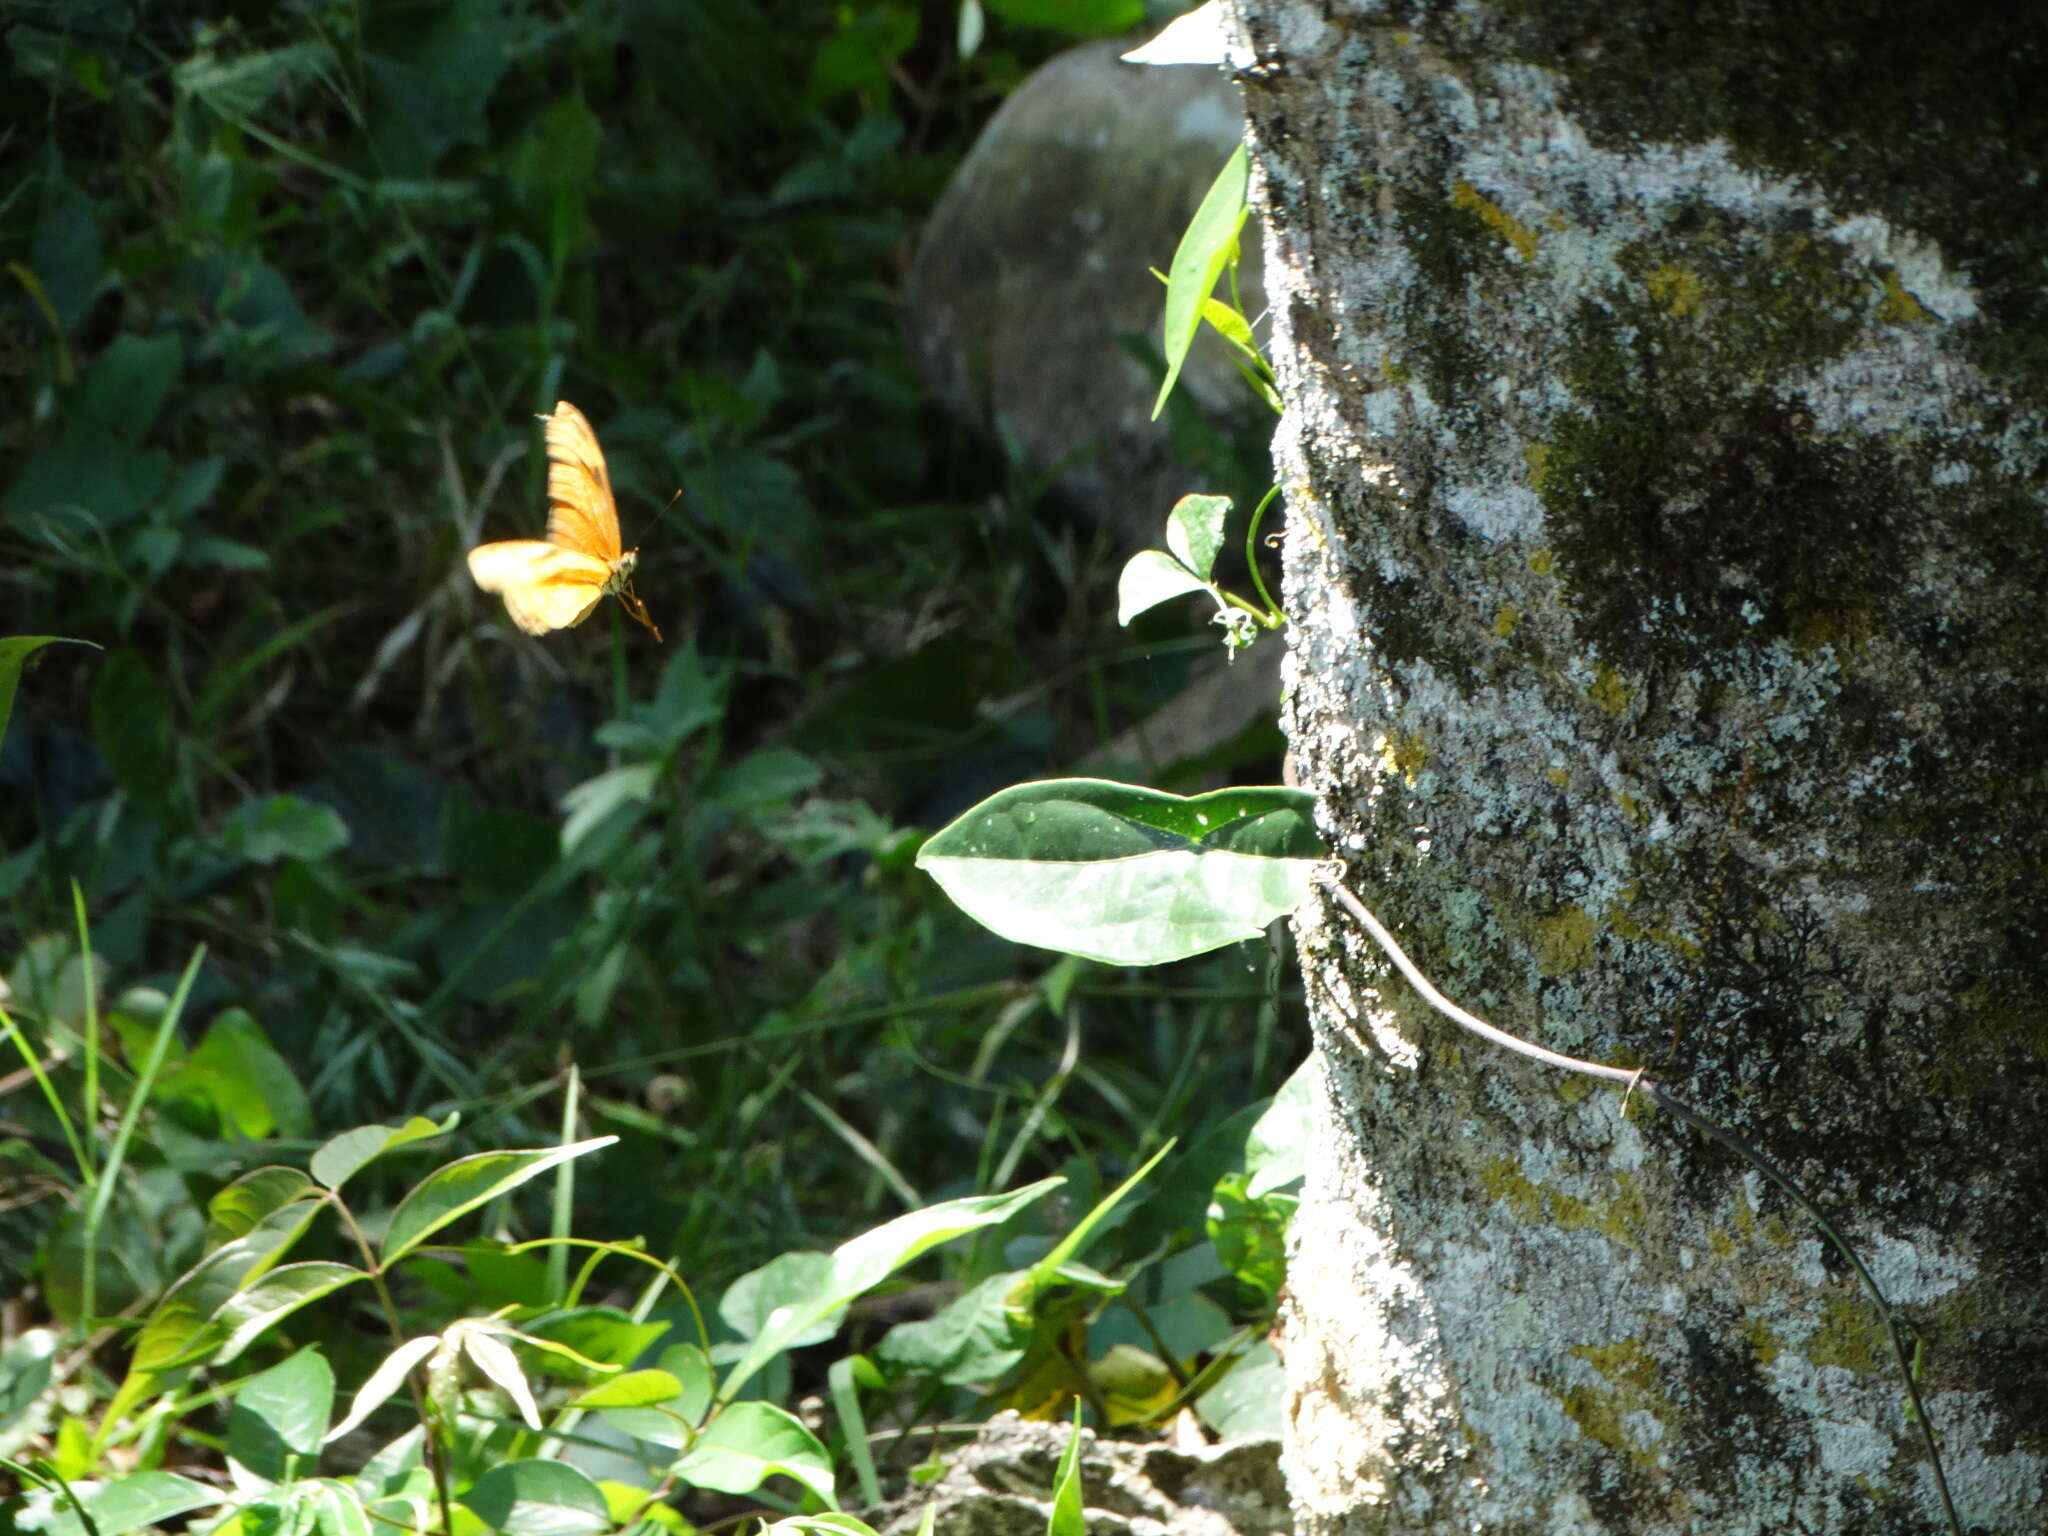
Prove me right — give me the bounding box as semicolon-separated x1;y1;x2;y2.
468;400;663;641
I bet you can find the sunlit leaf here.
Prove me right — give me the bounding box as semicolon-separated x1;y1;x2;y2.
598;1345;714;1447
309;1115;457;1194
1165;495;1231;583
1122;1;1226;66
673;1401;835;1506
1153;144;1248;420
917;779;1325;965
309;1483;371;1536
874;1271;1028;1385
458;1460;611;1536
380;1138;615;1265
718;1180;1061;1401
1117;550;1209;627
0;636;95;752
570;1368;685;1410
206;1167;318;1247
1048;1404;1087;1536
170;1010;314;1140
324;1336;440;1445
520;1307;668;1374
23;1473;220;1536
463;1326;543;1431
212;1262;367;1366
1245;1058;1312;1196
228;1347;333;1483
1195;1339;1284;1437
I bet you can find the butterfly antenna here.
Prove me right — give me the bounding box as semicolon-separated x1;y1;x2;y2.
647;485;686;529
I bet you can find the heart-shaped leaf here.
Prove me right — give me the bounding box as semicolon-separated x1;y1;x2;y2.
917;779;1325;965
1165;494;1230;583
1117;550;1210;627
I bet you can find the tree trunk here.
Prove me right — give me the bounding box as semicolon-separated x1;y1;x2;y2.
1228;2;2048;1531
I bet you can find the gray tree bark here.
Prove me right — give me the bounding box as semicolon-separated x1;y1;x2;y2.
1226;2;2048;1532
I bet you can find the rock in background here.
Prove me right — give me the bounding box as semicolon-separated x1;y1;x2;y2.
906;38;1263;545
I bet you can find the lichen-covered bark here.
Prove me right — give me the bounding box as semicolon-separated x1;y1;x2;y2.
1225;2;2048;1532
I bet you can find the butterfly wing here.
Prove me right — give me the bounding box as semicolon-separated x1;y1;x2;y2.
467;540;615;634
543;401;623;564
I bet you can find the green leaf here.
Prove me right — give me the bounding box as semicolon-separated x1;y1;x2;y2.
1152;144;1249;420
217;795;351;865
1194;1340;1284;1437
380;1137;615;1265
1198;295;1277;408
1245;1058;1312;1197
1116;551;1209;627
1026;1139;1175;1295
228;1347;333;1483
1048;1404;1087;1536
0;636;95;755
120;1194;326;1389
559;764;658;855
77;333;184;445
983;0;1144;36
90;650;178;809
206;1167;318;1247
324;1336;440;1446
1122;2;1227;67
720;1251;836;1344
915;779;1326;965
598;1343;714;1447
458;1459;611;1536
705;748;823;810
167;1010;313;1140
30;157;101;332
463;1239;553;1308
674;1401;835;1506
1207;1173;1292;1307
309;1483;372;1536
520;1307;670;1373
829;1354;882;1509
570;1368;685;1410
1166;495;1231;582
874;1270;1028;1385
175;41;331;119
212;1262;367;1366
27;1472;220;1536
595;642;724;754
309;1115;456;1193
719;1179;1062;1401
805;7;919;106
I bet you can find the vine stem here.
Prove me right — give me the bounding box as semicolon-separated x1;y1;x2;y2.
1242;482;1285;624
1313;870;1961;1536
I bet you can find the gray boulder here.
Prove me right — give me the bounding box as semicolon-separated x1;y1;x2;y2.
906;38;1262;542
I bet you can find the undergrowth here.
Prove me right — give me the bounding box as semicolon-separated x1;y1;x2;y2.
0;0;1296;1529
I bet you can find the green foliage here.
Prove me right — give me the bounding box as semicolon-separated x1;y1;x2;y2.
1152;146;1256;420
918;780;1323;965
1;970;1297;1525
0;638;95;753
2;0;1302;1522
1117;492;1285;651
